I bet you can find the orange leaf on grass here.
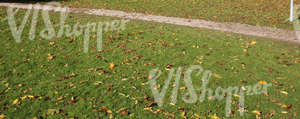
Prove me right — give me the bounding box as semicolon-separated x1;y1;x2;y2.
109;62;115;69
258;81;267;85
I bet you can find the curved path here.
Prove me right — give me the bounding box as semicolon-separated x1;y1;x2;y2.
0;2;299;43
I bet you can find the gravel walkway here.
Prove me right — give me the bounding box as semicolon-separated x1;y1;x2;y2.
0;2;299;43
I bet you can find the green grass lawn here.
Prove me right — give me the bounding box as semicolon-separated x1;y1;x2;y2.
0;7;300;119
60;0;300;29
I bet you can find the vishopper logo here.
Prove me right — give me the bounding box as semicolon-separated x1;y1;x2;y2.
3;2;129;53
292;4;300;41
147;65;272;117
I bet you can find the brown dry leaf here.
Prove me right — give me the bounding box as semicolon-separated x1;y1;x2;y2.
90;49;97;53
48;41;56;47
47;54;54;60
116;107;128;113
121;111;128;115
57;96;63;101
101;106;107;112
61;73;76;79
267;67;273;73
67;96;78;104
179;86;186;90
92;109;98;112
106;84;114;92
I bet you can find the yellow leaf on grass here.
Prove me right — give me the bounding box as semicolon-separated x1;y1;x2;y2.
281;104;287;108
258;81;267;85
210;114;220;119
21;95;34;100
280;91;288;95
212;73;222;79
109;62;115;70
281;111;288;114
0;114;6;119
194;113;201;119
21;96;27;100
12;99;19;104
180;112;186;118
107;110;113;114
251;41;257;45
233;94;240;98
252;110;261;115
27;95;34;99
